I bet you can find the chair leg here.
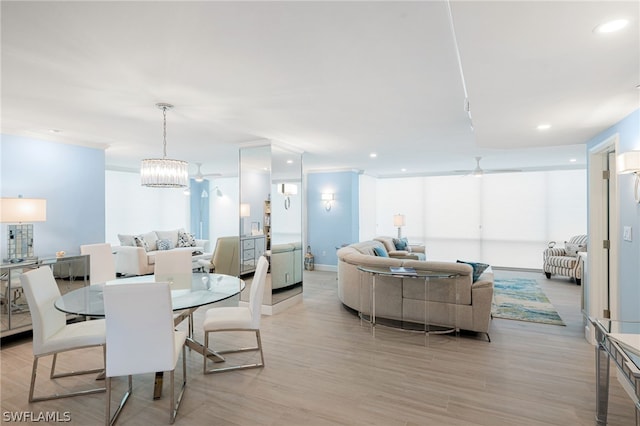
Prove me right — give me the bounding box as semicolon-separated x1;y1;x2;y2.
171;346;187;424
203;329;265;374
29;353;106;403
107;375;133;426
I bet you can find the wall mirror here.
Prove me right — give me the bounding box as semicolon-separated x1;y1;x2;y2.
239;143;303;308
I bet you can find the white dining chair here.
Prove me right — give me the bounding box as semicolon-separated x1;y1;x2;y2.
80;243;116;285
103;282;187;425
20;266;106;402
154;250;193;290
202;255;268;374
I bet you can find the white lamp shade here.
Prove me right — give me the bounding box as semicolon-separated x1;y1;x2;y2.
393;214;405;227
0;198;47;223
278;183;298;196
617;151;640;174
240;203;251;217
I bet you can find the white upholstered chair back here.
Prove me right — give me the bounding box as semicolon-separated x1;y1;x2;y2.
249;256;269;329
104;282;178;377
154;250;193;290
20;267;67;356
80;243;116;285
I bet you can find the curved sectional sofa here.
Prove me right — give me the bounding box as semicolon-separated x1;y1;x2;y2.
337;238;494;340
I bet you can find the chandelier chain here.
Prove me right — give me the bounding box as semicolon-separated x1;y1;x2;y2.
162;106;168;159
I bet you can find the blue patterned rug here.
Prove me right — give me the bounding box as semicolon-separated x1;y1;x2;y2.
492;278;565;326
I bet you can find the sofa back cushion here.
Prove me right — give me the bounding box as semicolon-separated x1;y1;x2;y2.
118;234;136;246
140;231;159;251
374;237;396;253
155;229;182;249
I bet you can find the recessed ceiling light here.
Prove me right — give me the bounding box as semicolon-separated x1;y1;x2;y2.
594;19;629;34
401;168;407;172
370;153;377;158
49;129;62;134
569;158;577;163
286;160;293;164
537;124;551;130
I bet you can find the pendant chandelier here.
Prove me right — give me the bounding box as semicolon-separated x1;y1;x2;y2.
140;103;189;188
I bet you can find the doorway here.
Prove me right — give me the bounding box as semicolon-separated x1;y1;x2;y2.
586;134;619;343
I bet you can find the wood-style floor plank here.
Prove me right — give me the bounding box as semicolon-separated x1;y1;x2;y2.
0;270;636;425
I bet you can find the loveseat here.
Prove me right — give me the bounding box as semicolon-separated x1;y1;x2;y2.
337;239;493;340
114;229;210;276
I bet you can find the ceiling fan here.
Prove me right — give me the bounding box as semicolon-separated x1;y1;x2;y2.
191;162;221;182
454;156;522;177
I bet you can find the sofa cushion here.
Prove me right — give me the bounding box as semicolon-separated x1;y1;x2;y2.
140;231;159;251
373;246;389;257
134;235;150;251
178;230;196;247
118;234;135;246
564;242;585;257
393;237;409;251
157;239;174;251
456;260;489;282
155;229;181;248
547;256;577;268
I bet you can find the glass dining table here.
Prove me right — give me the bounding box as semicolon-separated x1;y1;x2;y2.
55;272;245;399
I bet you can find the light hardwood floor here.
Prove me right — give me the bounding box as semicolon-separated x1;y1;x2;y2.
0;270;636;425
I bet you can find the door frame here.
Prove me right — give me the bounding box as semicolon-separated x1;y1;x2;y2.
586;134;620;343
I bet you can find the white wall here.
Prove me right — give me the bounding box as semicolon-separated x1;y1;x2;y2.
370;170;587;269
209;176;239;242
105;170;189;246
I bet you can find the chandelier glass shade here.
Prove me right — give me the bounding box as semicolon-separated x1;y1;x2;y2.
140;103;189;188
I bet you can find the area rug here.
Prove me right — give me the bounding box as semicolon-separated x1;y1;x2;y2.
492;278;565;326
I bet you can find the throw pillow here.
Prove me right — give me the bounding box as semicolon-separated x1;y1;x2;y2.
118;234;135;246
157;239;174;251
393;237;409;251
133;235;150;252
564;242;585;257
456;260;489;282
177;231;196;248
373;246;389;257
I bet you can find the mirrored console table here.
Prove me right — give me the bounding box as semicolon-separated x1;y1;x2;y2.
1;255;88;338
589;317;640;425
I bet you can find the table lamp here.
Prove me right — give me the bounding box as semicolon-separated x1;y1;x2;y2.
393;214;405;239
0;196;47;262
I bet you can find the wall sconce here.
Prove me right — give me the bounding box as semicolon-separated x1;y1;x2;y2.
0;196;47;262
278;183;298;209
321;192;335;211
393;214;405;238
617;151;640;203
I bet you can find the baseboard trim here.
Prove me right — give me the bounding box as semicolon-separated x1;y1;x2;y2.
311;264;337;272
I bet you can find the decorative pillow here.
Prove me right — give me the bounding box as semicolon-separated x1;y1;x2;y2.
564;242;585;257
393;237;409;251
177;230;196;247
157;239;174;251
456;260;490;282
140;231;159;251
133;235;150;252
373;246;389;257
117;234;135;246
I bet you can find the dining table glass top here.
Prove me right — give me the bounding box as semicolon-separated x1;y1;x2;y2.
54;272;244;317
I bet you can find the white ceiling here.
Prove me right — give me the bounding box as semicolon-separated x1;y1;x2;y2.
1;1;638;178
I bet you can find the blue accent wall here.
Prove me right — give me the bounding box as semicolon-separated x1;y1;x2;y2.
189;179;210;239
0;134;105;257
307;171;359;267
586;109;640;321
